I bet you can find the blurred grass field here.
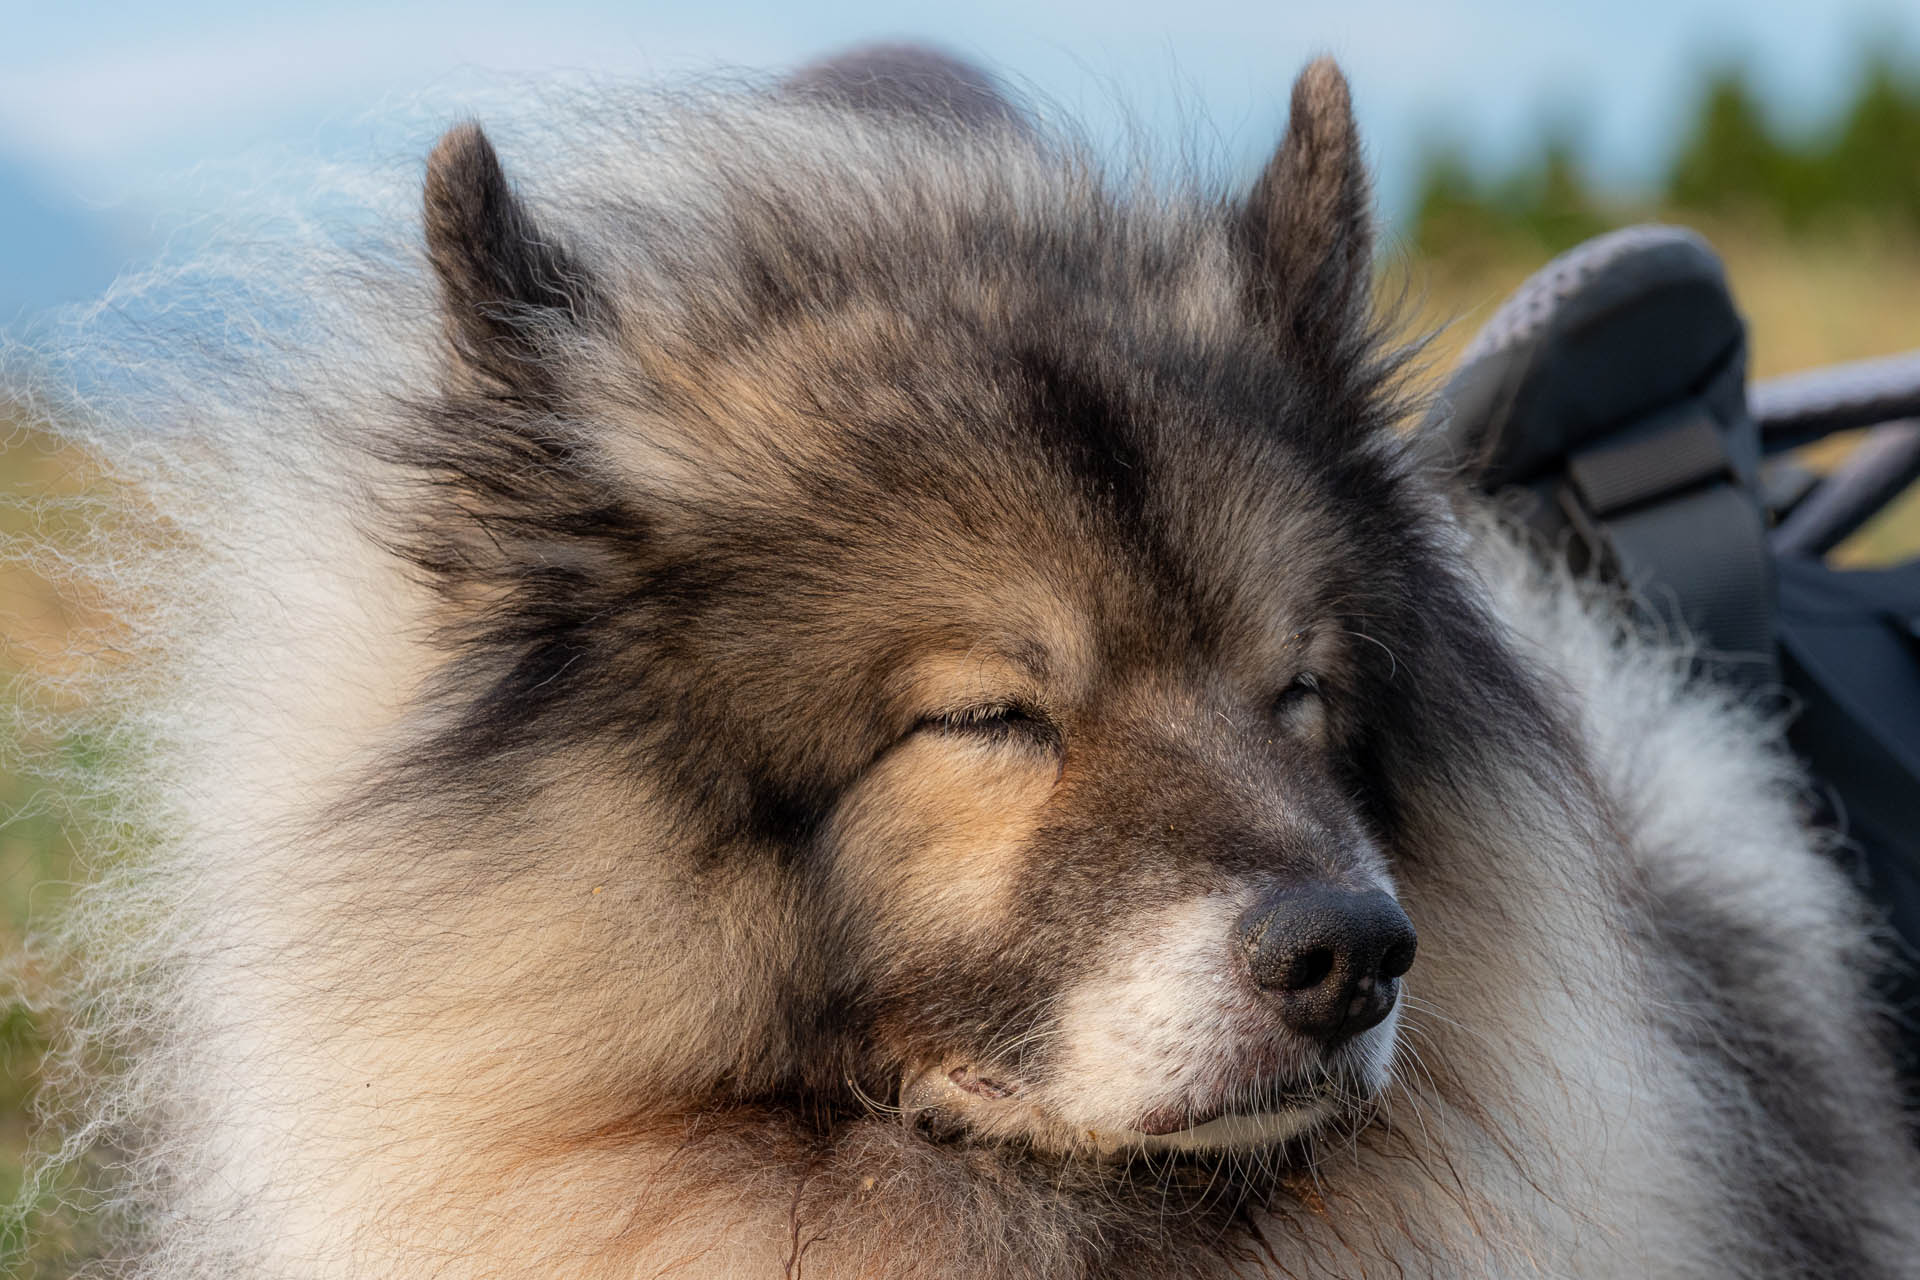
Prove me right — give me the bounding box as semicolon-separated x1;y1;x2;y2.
0;427;97;1267
2;49;1920;1265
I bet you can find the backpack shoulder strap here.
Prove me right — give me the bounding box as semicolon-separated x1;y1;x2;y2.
1434;224;1775;676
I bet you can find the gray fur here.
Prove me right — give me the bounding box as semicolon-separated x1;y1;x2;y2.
7;54;1917;1279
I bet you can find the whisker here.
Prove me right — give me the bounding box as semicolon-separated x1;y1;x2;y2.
846;1075;910;1120
1341;627;1402;681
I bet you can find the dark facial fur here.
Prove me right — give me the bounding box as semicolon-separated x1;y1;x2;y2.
31;50;1920;1280
374;50;1570;1194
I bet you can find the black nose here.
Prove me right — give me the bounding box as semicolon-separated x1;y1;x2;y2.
1238;887;1416;1042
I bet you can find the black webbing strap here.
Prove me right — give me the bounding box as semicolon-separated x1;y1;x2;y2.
1566;402;1730;511
1436;225;1778;679
1557;396;1777;674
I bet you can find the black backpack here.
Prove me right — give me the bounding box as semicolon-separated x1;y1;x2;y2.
1435;225;1920;1088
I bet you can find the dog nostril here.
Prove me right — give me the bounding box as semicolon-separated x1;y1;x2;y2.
1280;946;1335;991
1380;937;1417;981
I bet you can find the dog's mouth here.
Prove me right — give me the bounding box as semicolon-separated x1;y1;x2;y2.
898;1063;1342;1155
1113;1097;1339;1152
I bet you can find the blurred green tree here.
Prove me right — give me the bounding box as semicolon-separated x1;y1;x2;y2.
1411;128;1608;257
1820;55;1920;232
1412;45;1920;254
1667;66;1808;225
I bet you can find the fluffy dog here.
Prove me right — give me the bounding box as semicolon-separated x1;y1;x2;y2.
15;48;1920;1278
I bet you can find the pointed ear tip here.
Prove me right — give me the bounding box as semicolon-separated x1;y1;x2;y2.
1297;56;1350;90
1291;57;1354;117
424;122;500;206
429;120;493;165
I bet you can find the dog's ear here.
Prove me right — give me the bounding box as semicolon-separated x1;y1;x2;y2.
424;122;607;399
1239;59;1373;374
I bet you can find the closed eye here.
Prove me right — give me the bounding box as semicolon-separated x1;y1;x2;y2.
1270;672;1323;721
917;703;1062;750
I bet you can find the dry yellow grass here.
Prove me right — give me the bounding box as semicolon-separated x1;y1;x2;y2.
1399;219;1920;381
0;423;95;1260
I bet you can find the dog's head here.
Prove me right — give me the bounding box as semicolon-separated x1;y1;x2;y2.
392;60;1540;1160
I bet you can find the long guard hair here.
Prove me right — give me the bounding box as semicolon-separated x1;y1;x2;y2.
7;49;1919;1279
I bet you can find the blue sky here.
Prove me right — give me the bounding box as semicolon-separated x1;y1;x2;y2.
2;0;1915;321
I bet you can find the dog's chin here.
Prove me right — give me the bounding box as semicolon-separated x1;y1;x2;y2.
898;1065;1346;1156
